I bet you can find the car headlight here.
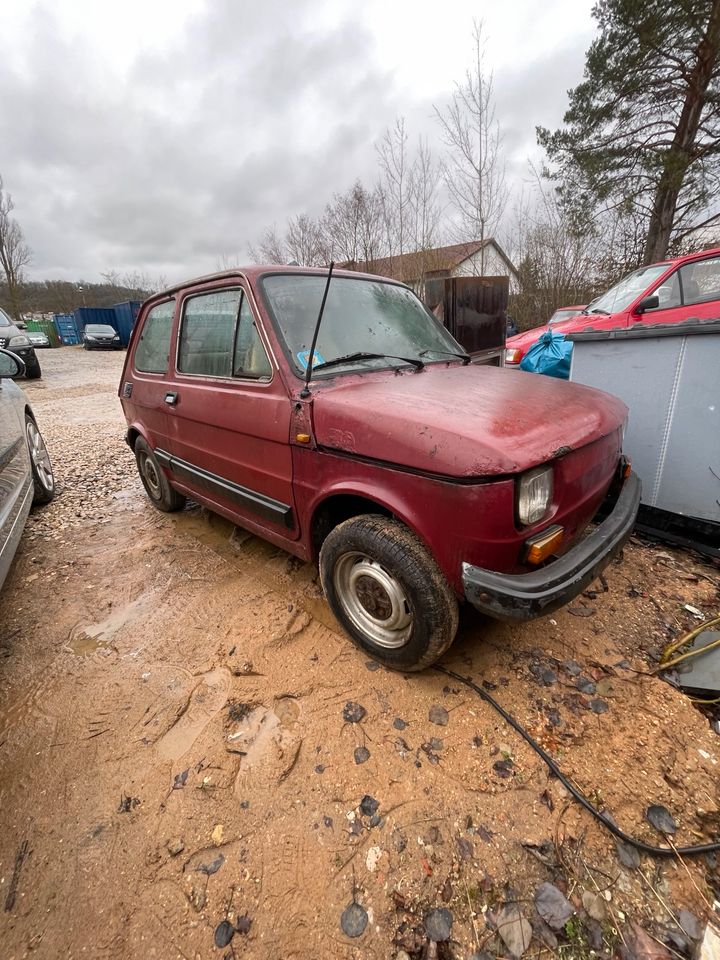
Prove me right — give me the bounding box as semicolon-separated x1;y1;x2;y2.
113;335;120;340
85;335;96;340
505;348;522;365
9;335;30;347
517;466;553;525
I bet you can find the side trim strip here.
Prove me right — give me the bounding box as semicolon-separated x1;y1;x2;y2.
155;449;294;528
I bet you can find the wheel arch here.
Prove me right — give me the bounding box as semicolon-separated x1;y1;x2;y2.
308;483;433;562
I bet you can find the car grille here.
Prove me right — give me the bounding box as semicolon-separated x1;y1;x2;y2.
0;337;8;349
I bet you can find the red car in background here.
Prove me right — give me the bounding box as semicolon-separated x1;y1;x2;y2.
505;247;720;366
548;305;586;326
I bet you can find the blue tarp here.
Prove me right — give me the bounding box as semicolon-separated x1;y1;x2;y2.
519;330;573;379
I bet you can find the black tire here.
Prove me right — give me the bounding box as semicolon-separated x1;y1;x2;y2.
25;415;55;505
134;436;186;513
319;514;459;671
24;356;42;379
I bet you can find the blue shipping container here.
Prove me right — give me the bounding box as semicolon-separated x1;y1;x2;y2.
53;313;80;345
112;300;142;346
74;307;117;336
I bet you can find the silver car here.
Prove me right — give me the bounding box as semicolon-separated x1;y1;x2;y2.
0;349;55;589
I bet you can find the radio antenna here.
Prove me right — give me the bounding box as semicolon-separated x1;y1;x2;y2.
300;262;334;398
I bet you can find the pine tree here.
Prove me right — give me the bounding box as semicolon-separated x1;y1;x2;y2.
538;0;720;264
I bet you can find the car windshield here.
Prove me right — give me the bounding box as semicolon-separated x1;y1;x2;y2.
86;324;116;335
261;274;463;376
588;264;669;315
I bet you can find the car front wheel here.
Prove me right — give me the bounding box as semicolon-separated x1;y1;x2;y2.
24;355;42;379
25;415;55;504
134;437;186;512
320;514;459;671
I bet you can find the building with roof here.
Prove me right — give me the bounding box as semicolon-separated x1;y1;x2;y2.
341;238;519;293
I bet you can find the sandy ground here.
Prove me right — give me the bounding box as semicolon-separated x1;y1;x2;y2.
0;347;718;960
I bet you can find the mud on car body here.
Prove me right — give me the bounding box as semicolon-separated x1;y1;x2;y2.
119;266;640;670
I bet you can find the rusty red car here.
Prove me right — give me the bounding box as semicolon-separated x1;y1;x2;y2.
505;247;720;366
119;266;640;670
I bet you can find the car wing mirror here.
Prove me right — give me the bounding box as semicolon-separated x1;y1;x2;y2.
636;294;659;314
0;349;25;378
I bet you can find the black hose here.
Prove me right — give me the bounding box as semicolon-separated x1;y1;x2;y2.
434;665;720;858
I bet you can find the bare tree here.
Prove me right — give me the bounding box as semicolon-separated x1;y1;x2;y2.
434;21;507;272
507;174;607;329
248;225;286;264
0;176;32;320
407;138;443;295
322;181;385;267
377;118;411;259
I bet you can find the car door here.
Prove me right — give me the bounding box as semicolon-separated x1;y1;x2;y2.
122;298;176;453
631;254;720;327
163;282;298;539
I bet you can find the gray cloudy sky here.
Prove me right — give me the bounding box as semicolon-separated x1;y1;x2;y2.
1;0;595;283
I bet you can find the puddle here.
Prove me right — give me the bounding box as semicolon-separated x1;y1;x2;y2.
68;632;107;657
155;667;231;764
66;590;162;656
229;697;301;794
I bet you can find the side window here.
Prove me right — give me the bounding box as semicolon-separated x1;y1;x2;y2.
680;257;720;306
233;296;272;379
134;299;175;373
179;290;240;377
649;271;681;310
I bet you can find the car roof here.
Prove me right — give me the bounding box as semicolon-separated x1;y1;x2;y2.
154;264;408;300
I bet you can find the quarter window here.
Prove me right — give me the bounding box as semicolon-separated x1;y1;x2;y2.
233;296;272;379
179;289;271;380
134;299;175;373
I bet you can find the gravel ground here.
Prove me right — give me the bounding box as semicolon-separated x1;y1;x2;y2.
0;347;718;960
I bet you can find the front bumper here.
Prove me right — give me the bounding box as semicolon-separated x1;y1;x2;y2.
462;472;641;620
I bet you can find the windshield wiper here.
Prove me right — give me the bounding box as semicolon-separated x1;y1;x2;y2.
589;308;610;315
418;348;471;365
312;351;424;372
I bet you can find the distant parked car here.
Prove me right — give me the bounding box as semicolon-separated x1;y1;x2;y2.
0;349;55;589
27;331;51;348
505;246;720;366
82;323;122;350
0;307;42;378
548;305;586;325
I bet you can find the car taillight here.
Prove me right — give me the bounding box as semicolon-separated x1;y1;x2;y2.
505;348;523;365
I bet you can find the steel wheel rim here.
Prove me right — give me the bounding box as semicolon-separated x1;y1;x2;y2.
142;455;162;499
333;552;412;649
26;421;54;492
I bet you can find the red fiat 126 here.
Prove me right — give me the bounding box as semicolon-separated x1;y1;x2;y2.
119;266;640;670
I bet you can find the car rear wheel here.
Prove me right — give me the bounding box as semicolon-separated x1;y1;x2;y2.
134;437;186;512
320;514;459;671
25;416;54;505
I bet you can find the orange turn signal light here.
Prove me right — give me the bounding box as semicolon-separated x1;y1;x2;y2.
622;458;632;479
505;348;522;365
295;433;311;444
525;525;564;565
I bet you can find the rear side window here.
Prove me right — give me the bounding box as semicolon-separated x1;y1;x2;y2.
134;300;175;373
179;289;271;380
680;256;720;306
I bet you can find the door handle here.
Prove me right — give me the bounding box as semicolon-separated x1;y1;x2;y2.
164;391;178;406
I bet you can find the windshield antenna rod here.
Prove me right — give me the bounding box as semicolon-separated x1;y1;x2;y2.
300;261;335;398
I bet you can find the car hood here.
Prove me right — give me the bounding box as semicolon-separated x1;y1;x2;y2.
311;364;627;477
507;312;619;353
